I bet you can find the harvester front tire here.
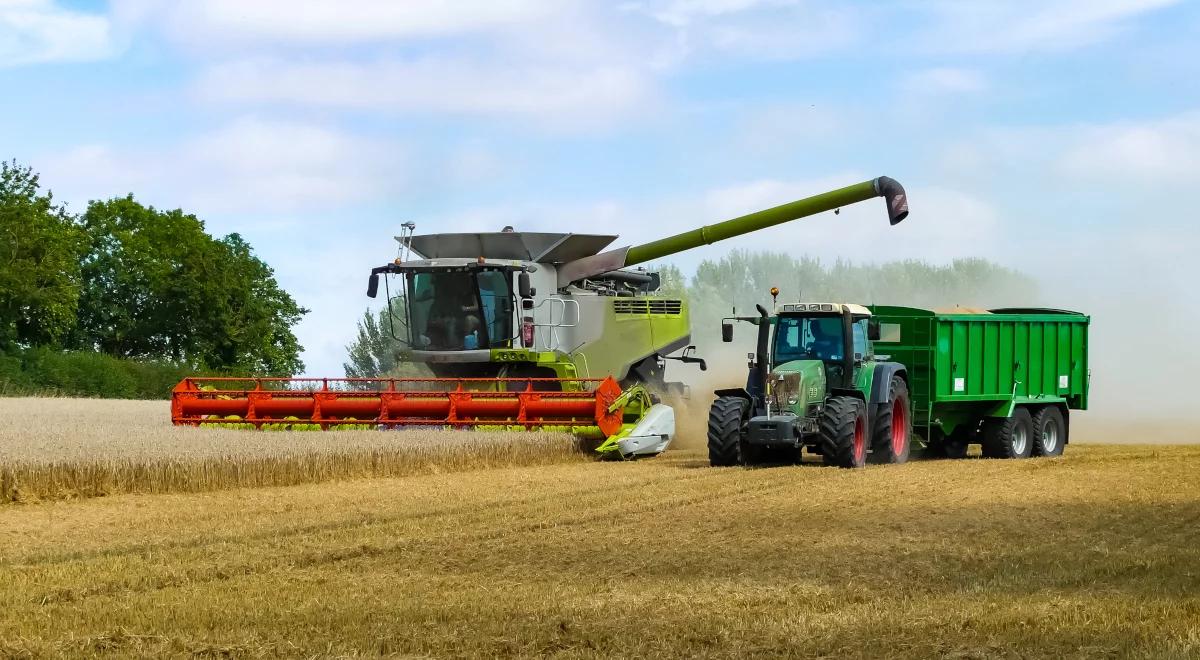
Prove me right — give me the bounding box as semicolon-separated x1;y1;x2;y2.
869;376;911;464
820;396;868;469
708;397;748;467
981;407;1034;459
1031;406;1066;457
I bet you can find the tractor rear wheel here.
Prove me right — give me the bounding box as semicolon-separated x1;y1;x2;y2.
1031;406;1066;457
820;396;869;468
869;376;912;464
708;396;749;466
981;407;1034;459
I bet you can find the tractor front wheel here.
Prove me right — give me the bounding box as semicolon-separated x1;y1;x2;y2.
707;396;749;466
869;376;912;464
820;396;869;468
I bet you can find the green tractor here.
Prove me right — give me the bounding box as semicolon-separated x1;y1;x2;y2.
708;302;911;468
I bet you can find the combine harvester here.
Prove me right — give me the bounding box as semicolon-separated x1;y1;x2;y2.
173;177;909;458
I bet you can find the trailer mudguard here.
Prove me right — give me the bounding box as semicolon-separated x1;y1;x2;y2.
869;362;907;404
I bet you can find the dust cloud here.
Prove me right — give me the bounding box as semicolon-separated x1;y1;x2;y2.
660;255;1199;446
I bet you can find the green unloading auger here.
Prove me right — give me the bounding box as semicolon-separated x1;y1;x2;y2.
555;177;908;286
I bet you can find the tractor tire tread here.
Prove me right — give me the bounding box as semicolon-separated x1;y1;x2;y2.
869;376;912;465
981;407;1033;459
819;396;866;469
707;396;748;467
1031;406;1067;457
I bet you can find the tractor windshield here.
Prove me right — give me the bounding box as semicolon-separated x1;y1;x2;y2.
406;269;514;350
773;315;845;365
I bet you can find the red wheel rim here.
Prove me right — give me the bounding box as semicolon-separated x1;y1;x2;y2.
891;398;907;456
853;416;865;465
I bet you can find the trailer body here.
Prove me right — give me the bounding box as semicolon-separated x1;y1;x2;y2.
869;306;1089;452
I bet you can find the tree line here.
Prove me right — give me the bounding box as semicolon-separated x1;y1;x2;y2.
345;251;1035;377
0;160;307;378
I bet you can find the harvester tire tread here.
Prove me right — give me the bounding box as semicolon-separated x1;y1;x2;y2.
708;396;748;467
869;376;912;465
819;396;868;469
1031;406;1067;457
981;407;1034;459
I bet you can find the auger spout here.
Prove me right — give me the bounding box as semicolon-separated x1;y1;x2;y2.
556;176;908;286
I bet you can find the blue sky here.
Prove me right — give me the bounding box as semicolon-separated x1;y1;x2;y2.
2;0;1198;403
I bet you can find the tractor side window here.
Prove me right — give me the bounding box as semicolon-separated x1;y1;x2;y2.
852;319;869;359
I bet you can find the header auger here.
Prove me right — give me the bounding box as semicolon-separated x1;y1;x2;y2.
172;176;909;458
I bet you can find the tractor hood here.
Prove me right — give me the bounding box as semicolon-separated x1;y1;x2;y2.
769;359;827;415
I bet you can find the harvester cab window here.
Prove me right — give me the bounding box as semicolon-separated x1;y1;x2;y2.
406;270;513;350
476;270;514;347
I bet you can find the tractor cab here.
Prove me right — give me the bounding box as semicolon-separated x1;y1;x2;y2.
771;303;874;389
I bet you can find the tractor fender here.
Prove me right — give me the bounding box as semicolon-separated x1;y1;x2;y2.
830;387;866;402
713;387;753;402
869;362;907;404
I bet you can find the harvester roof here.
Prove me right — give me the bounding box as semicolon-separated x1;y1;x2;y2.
403;232;617;263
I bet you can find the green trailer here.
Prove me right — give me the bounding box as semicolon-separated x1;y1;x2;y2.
868;306;1090;459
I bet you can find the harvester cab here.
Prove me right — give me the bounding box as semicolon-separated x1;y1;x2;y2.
174;177;909;461
709;302;912;468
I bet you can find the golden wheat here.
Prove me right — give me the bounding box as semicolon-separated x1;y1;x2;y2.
0;443;1197;658
0;397;582;503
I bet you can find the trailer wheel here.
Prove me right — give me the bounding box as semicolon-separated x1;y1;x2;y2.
981;407;1034;459
869;376;911;464
707;396;749;466
1031;406;1066;457
820;396;868;468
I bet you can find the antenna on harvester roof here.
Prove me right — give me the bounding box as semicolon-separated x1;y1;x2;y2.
397;221;416;263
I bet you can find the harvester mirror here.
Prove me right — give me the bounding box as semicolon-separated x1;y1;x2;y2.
367;273;380;299
722;322;734;343
518;272;532;299
867;319;881;341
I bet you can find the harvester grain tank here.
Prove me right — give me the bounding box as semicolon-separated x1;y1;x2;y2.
173;177;910;458
707;303;1089;467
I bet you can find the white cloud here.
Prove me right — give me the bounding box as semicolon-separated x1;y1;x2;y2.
1058;112;1200;184
626;0;860;59
112;0;557;46
193;57;655;128
915;0;1182;53
901;67;987;95
0;0;114;66
36;117;405;216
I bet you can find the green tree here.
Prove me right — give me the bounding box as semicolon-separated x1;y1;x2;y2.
69;196;307;375
344;307;429;379
0;161;84;348
344;308;402;378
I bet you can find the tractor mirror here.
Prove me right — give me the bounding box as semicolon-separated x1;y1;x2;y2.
867;319;881;341
722;322;734;343
518;272;532;299
367;273;380;299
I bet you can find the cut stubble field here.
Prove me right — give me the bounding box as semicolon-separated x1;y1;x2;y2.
1;398;1199;658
